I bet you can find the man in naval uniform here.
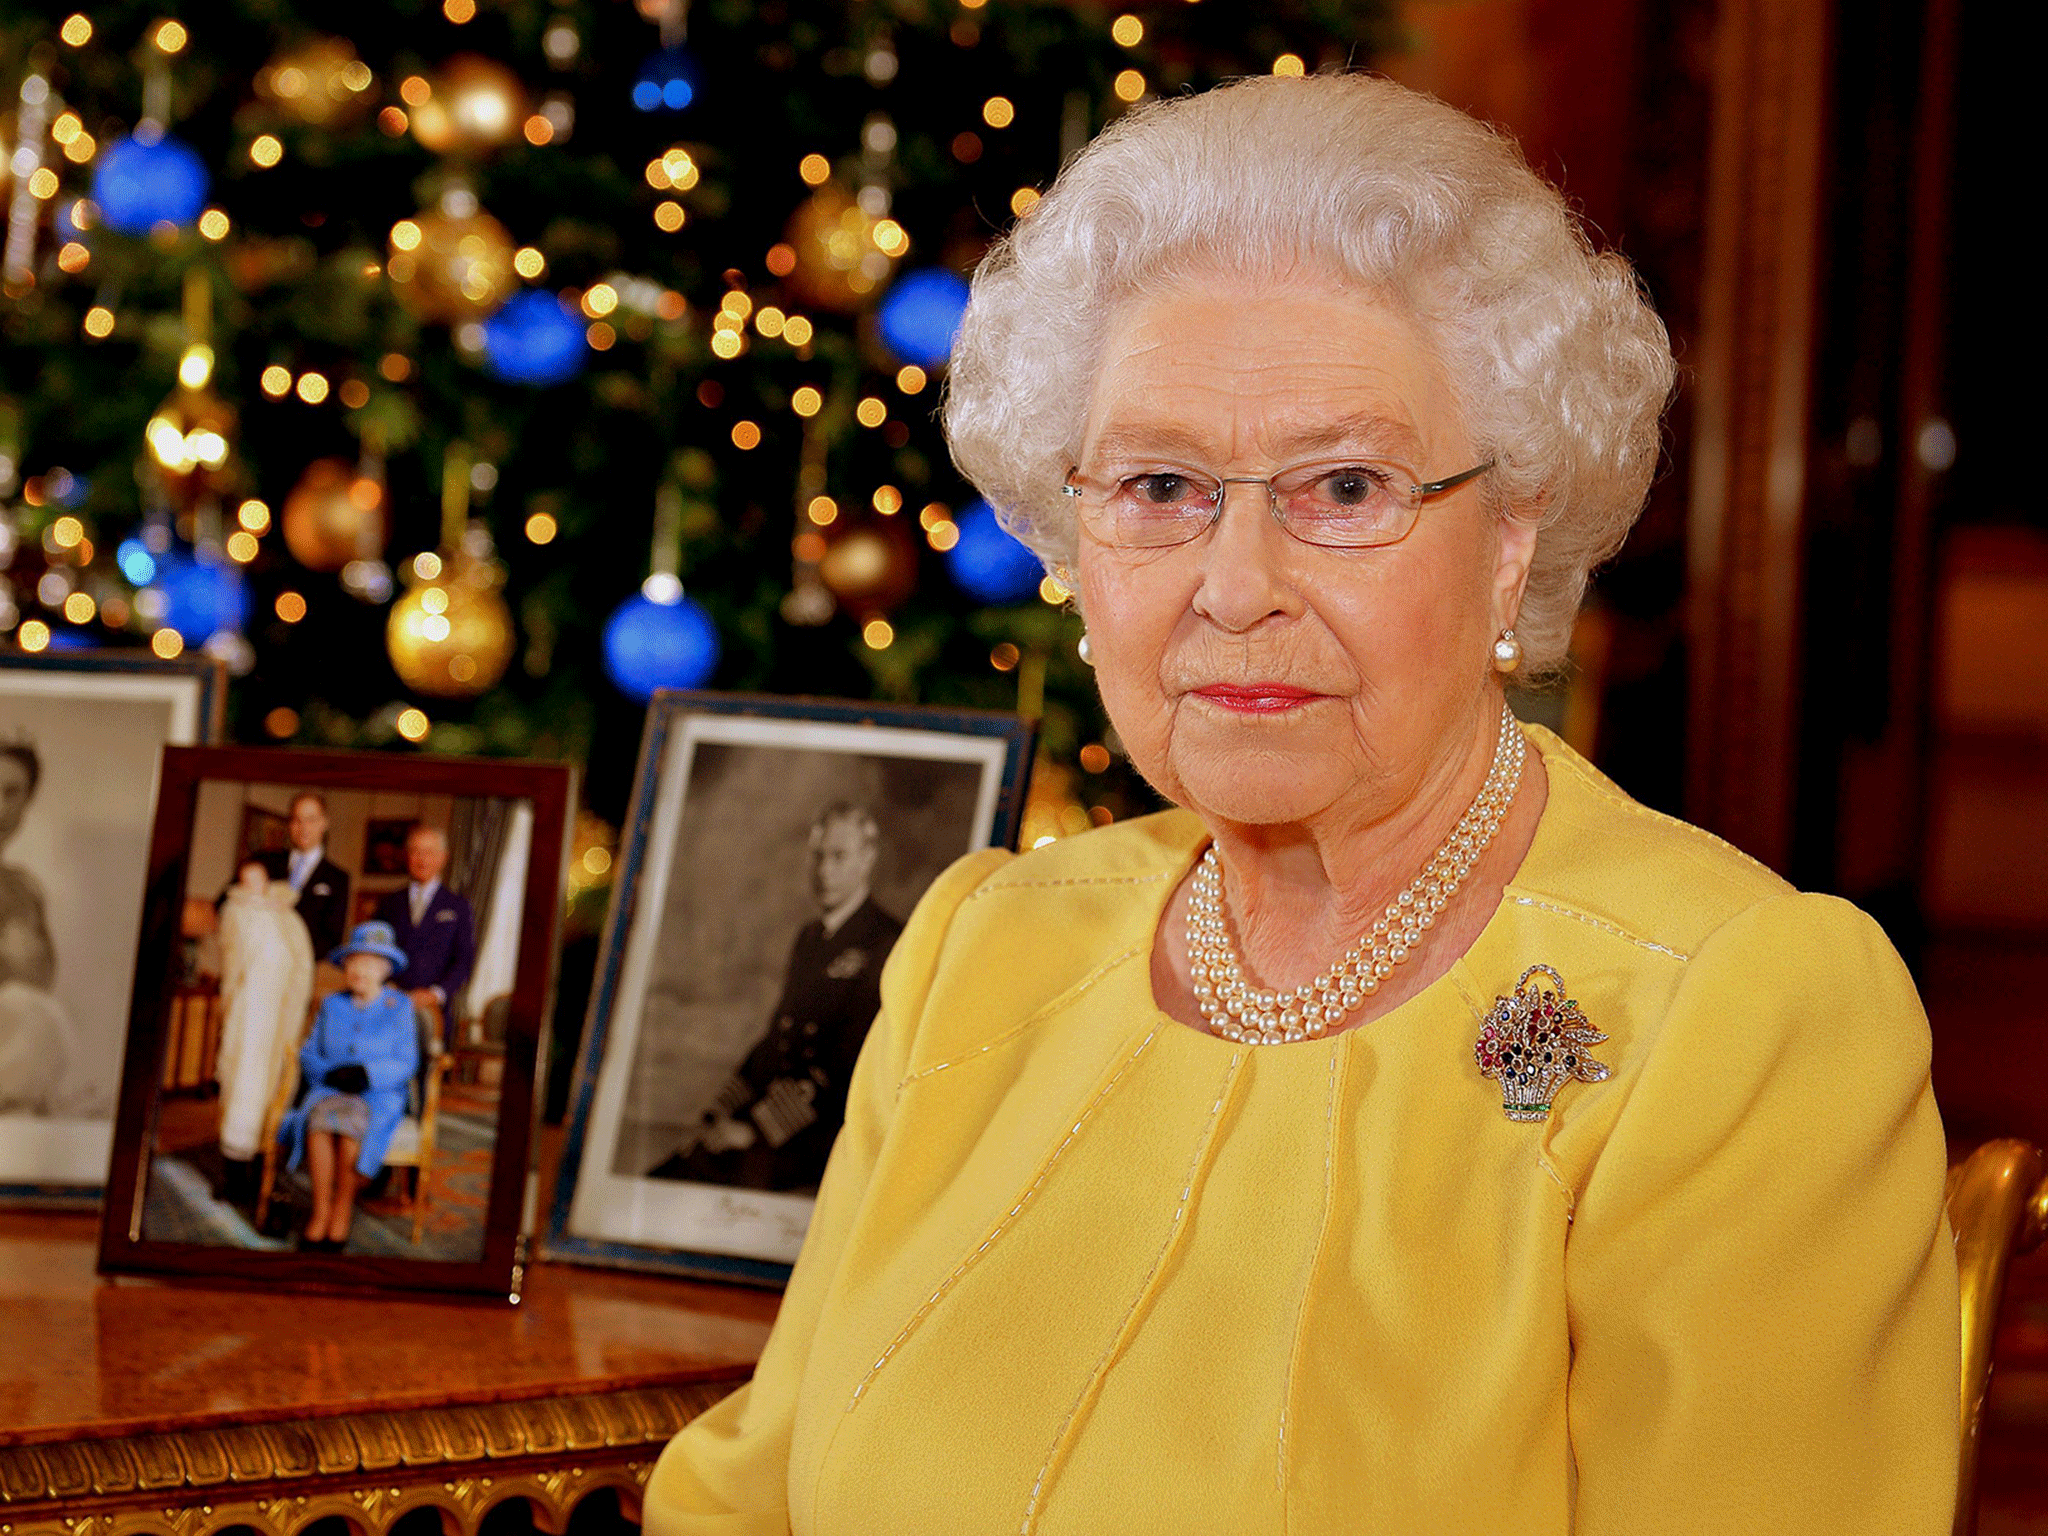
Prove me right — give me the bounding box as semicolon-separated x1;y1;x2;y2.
649;802;901;1194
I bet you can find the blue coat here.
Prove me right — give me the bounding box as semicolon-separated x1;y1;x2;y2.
280;987;420;1178
373;883;477;1005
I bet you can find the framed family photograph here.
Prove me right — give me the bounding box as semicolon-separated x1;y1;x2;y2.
97;746;573;1298
0;650;226;1204
546;693;1033;1285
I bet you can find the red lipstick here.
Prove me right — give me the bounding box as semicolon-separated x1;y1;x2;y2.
1192;683;1322;714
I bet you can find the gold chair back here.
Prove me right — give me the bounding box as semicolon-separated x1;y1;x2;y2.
1946;1138;2048;1536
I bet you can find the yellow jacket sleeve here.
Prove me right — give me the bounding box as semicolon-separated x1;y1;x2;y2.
1564;892;1958;1534
642;848;1010;1536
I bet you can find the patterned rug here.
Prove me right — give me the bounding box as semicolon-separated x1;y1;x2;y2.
141;1109;500;1265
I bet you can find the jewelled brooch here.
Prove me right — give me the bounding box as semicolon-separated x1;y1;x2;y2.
1474;965;1610;1122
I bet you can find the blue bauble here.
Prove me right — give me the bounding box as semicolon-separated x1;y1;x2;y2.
154;549;249;643
945;500;1043;604
877;268;971;370
91;132;209;236
632;47;698;112
602;591;719;701
482;291;587;386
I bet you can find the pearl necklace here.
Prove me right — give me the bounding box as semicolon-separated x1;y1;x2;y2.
1186;703;1527;1044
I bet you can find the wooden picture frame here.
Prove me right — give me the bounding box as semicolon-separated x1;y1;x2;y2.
0;649;226;1205
544;692;1032;1286
97;746;573;1299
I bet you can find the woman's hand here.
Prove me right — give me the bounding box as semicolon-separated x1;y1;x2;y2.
323;1063;370;1093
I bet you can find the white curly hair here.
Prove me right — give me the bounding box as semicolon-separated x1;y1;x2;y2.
942;72;1676;675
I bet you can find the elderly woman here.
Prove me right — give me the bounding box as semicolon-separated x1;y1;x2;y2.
646;74;1955;1534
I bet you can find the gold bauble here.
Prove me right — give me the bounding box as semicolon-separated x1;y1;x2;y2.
387;207;516;323
410;56;529;157
143;387;237;510
782;186;899;313
817;520;917;616
386;553;515;698
282;458;387;572
257;38;374;128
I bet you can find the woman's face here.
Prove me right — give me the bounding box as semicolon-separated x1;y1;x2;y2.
1074;272;1536;833
343;952;392;998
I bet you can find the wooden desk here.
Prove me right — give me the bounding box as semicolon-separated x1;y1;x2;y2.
0;1211;776;1534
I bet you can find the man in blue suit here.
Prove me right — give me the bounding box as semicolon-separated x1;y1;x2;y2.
370;823;475;1046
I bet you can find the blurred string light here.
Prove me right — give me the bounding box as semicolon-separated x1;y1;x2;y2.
275;591;307;622
1011;187;1041;217
153;19;188;53
982;96;1014;128
83;306;114;338
799;152;830;186
60;14;92;45
791;386;822;417
1112;13;1145;44
1114;69;1146;102
646;147;699;189
633;46;698;112
249;134;283;168
1273;53;1306;76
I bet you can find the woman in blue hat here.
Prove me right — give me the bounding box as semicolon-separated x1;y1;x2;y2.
280;920;421;1252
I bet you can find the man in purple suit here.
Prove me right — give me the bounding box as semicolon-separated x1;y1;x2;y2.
370;824;476;1045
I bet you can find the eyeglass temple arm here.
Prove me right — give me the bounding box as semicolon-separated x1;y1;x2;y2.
1413;459;1495;498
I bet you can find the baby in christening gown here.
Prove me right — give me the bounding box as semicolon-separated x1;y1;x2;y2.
215;861;315;1168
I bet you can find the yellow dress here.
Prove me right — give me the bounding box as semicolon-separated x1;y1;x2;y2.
644;725;1958;1535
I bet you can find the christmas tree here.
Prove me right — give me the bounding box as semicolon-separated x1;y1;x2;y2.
0;0;1394;877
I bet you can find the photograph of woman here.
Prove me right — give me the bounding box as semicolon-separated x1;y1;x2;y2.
279;921;420;1253
0;734;73;1115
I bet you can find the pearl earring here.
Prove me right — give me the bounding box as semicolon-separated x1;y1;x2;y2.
1078;632;1095;667
1492;628;1522;674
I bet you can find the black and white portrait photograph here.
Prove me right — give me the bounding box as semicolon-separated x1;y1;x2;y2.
0;653;223;1201
548;695;1030;1283
100;747;570;1297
